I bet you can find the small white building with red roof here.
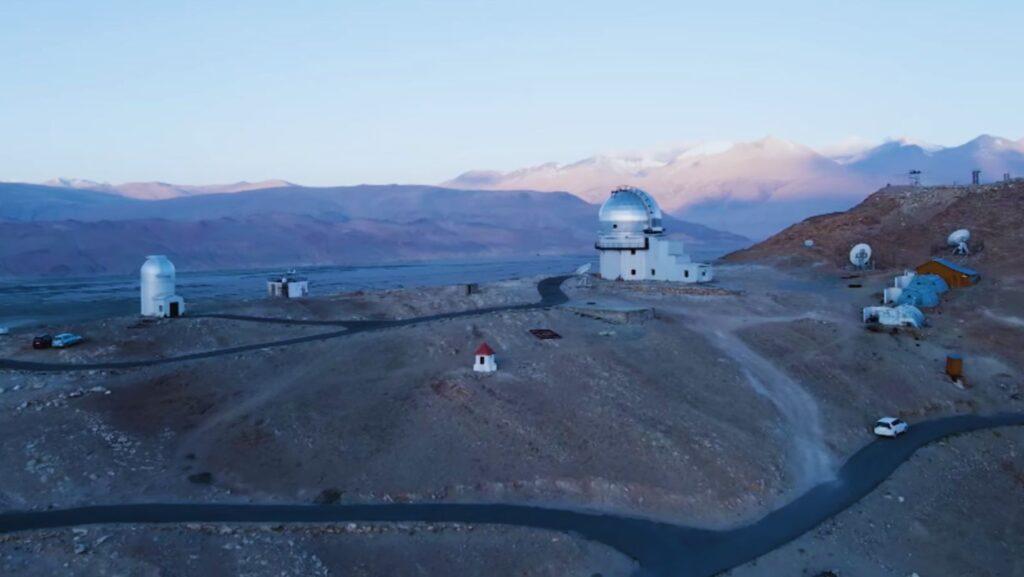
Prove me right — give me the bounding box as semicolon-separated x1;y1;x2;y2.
473;342;497;373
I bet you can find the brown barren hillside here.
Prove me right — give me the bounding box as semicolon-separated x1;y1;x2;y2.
726;180;1024;273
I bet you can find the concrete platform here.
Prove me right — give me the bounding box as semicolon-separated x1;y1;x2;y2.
563;297;654;324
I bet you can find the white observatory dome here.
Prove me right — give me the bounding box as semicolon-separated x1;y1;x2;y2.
598;186;664;234
140;255;177;316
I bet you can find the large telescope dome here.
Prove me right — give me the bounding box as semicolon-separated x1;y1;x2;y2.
598;186;664;234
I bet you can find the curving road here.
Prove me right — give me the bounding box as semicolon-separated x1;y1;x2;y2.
2;275;1022;574
1;413;1022;576
0;275;570;372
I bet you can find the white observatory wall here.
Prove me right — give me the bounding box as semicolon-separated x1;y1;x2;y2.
140;256;177;316
606;250;652;280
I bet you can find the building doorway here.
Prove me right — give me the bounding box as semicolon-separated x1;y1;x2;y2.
169;301;180;317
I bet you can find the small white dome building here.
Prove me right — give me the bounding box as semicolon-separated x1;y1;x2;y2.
140;255;185;317
596;187;713;283
473;342;497;373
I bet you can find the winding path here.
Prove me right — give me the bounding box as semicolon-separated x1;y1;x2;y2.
2;276;1022;575
0;275;570;372
1;414;1021;576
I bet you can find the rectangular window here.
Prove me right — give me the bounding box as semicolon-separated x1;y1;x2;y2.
651;269;655;276
630;249;636;255
684;270;690;278
479;356;484;364
631;269;636;275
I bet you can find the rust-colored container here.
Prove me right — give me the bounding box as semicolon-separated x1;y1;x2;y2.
945;354;964;380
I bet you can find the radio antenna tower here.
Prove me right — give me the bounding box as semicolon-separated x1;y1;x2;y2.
908;170;921;187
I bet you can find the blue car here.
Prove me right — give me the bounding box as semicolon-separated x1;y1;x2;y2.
51;333;84;348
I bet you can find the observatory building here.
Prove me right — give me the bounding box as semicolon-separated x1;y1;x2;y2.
267;272;309;299
595;186;712;282
140;255;185;318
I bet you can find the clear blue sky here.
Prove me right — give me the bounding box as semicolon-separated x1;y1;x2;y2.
2;0;1021;185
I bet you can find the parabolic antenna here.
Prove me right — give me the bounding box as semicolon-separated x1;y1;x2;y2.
849;243;872;267
947;229;971;246
803;239;815;248
574;263;592;275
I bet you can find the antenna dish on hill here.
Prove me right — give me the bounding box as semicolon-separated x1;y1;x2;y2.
850;243;872;268
948;229;970;255
574;262;592;287
803;239;814;248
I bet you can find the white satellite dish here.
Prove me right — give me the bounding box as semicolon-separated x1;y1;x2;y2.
574;262;593;287
850;243;872;268
804;239;815;248
947;229;970;245
947;229;970;255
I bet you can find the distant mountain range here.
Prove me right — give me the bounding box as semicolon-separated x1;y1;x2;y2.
40;178;294;200
6;133;1020;276
0;183;748;277
444;135;1024;238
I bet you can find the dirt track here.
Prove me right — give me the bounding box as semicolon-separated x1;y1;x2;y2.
1;267;1021;576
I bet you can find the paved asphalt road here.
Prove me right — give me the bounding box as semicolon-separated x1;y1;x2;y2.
1;276;1021;575
0;275;570;372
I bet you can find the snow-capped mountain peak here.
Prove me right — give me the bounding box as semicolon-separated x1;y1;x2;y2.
443;134;1024;238
43;177;113;190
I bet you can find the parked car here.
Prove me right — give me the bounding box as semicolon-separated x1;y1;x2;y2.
51;333;84;348
873;417;909;438
32;334;53;349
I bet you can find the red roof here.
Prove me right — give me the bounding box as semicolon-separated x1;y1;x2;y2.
474;342;495;356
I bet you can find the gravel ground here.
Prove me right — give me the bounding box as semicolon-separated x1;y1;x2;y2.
0;265;1021;575
0;521;634;576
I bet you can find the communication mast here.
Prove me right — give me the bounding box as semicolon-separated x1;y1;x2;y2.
972;170;981;185
908;170;921;187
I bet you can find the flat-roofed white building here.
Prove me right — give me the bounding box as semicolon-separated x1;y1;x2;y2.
267;273;309;298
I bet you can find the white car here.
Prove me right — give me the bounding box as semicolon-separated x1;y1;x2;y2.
51;333;85;348
873;417;909;438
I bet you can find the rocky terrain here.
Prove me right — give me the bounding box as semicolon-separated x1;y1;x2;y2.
1;521;633;576
1;260;1021;575
729;426;1024;577
726;179;1024;274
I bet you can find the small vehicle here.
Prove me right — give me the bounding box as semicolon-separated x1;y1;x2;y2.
51;333;84;348
873;417;909;438
32;334;53;349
